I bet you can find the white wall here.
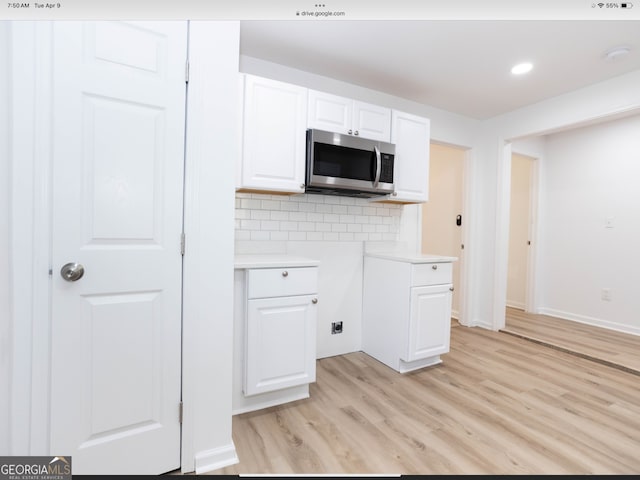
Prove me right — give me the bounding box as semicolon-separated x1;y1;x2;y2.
536;114;640;335
479;69;640;330
0;21;11;457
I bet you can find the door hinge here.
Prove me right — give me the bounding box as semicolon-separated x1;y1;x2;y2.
180;232;186;256
185;61;190;83
179;401;183;424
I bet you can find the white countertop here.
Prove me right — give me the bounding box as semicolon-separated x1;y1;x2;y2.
234;254;321;269
365;251;458;264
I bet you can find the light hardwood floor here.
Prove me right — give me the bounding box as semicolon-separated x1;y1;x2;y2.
207;321;640;476
503;307;640;374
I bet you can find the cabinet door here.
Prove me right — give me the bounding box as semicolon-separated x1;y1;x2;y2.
402;284;451;362
353;100;391;142
244;294;317;396
386;110;430;203
240;74;307;193
308;91;391;142
307;90;352;135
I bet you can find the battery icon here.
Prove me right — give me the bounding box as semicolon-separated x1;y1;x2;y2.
621;2;633;7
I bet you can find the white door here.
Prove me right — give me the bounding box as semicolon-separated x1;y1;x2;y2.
421;143;465;318
507;153;535;310
49;21;187;475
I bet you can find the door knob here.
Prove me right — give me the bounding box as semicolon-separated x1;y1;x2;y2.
60;262;85;282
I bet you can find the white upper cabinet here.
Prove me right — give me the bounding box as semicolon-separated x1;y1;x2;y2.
238;74;308;194
308;90;391;142
383;110;430;204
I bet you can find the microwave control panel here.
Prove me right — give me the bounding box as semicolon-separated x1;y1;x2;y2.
380;154;394;183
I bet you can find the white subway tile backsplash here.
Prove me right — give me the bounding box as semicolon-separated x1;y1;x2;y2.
270;211;289;221
261;220;280;231
288;231;307;241
288;211;307;222
250;210;270;220
235;192;402;243
332;204;348;214
313;205;330;214
250;230;270;241
261;199;280;210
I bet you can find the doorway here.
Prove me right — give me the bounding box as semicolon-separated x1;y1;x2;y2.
506;153;535;311
421;143;465;320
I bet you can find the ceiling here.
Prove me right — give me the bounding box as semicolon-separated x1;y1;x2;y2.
239;20;640;120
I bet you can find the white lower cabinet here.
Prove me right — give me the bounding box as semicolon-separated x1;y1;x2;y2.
233;258;319;414
405;284;452;362
362;253;454;373
245;293;317;396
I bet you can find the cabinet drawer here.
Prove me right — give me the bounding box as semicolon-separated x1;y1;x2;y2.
247;267;318;299
411;262;452;286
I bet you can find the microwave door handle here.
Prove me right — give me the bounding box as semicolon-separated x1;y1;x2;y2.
373;146;381;187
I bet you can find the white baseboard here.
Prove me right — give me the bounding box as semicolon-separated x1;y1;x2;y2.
538;307;640;337
193;443;239;475
506;300;525;310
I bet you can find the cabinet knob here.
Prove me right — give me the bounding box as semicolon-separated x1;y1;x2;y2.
354;130;359;136
392;191;397;196
450;287;455;292
282;271;288;277
348;129;353;135
432;264;438;270
300;184;305;190
312;297;318;304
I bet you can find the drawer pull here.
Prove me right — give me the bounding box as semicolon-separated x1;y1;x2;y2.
282;271;288;277
312;297;318;304
432;264;438;270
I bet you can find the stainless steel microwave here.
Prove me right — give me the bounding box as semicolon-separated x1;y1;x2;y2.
305;128;395;198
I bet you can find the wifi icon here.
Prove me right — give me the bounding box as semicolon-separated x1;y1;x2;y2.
598;2;605;6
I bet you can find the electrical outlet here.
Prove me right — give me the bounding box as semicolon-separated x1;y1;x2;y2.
331;321;343;334
601;288;612;301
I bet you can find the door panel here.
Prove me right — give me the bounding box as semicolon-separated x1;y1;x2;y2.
404;284;452;362
50;21;186;475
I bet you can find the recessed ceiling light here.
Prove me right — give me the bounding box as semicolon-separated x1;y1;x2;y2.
511;62;533;75
604;46;631;62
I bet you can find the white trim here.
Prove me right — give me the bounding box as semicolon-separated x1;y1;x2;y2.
193;443;239;475
505;301;525;311
30;22;54;456
180;21;239;474
8;21;54;456
538;308;640;338
492;140;511;331
0;21;12;457
457;147;474;327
